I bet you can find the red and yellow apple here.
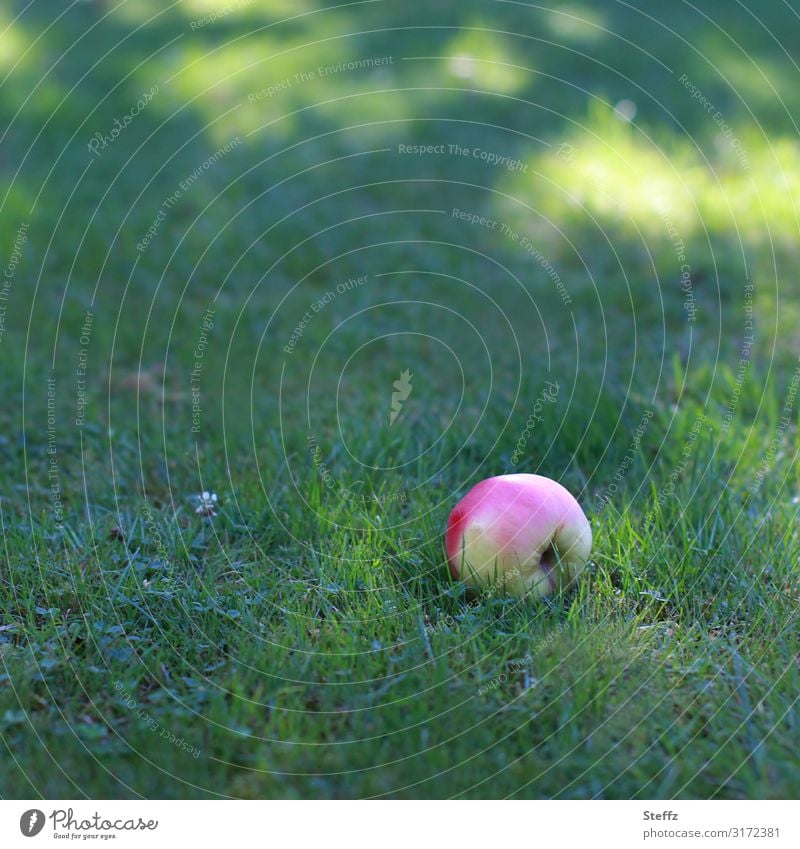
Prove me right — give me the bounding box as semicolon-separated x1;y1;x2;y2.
445;474;592;597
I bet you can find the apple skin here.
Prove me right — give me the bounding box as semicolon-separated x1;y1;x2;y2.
445;474;592;597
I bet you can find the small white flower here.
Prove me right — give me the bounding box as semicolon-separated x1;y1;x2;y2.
195;491;219;517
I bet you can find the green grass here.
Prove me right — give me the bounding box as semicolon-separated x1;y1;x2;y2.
1;0;799;798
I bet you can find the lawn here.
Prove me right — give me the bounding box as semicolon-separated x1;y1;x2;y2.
1;0;799;799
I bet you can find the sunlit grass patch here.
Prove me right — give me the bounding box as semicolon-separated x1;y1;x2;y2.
444;26;531;94
544;4;609;45
149;31;417;143
496;102;800;251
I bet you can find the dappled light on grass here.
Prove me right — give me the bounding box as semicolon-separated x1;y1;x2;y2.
444;26;530;94
544;4;608;45
494;102;800;250
180;0;316;20
0;7;33;73
149;28;416;143
114;0;317;27
152;39;296;142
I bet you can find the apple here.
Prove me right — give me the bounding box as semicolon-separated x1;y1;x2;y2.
445;473;592;597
